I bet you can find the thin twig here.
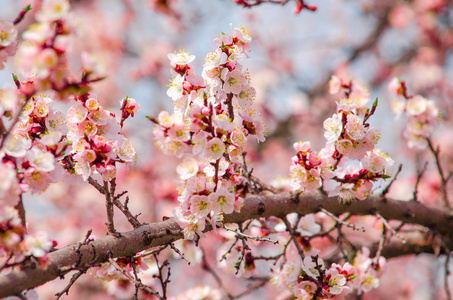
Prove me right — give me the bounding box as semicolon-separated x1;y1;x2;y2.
321;208;365;232
282;216;305;260
109;258;161;299
201;251;234;299
134;245;168;259
220;236;240;262
376;213;406;243
427;138;451;210
381;163;403;198
0;96;31;151
223;226;278;244
169;242;190;265
153;253;171;299
87;177;105;194
413;162;429;202
54;269;87;299
113;195;142;228
232;279;268;299
445;253;451;300
375;226;387;260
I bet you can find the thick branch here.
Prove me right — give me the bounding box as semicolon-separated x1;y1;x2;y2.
1;192;453;297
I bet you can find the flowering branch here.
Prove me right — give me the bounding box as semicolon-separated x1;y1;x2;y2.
1;192;453;297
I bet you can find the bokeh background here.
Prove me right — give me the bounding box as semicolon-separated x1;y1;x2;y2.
1;0;452;299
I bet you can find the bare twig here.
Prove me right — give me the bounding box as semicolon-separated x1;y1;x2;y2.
223;226;278;244
282;216;305;260
169;242;190;265
113;195;142;228
152;254;171;299
54;269;87;299
134;245;168;259
109;258;161;299
0;95;31;151
381;164;403;198
202;251;234;299
232;279;268;299
87;177;105;194
445;253;452;300
376;213;405;243
321;208;365;232
427;138;452;210
413;162;429;202
375;226;387;260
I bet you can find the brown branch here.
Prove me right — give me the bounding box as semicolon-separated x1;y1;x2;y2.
103;180;117;235
427;138;451;210
413;161;429;202
2;192;453;297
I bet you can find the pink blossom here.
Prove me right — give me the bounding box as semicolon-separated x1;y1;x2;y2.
297;214;321;237
0;20;17;69
167;51;195;67
67;103;88;124
209;187;235;214
189;195;211;217
329;75;342;94
24;232;54;257
293;141;311;153
204;138;226;161
24;169;51;192
176;157;199;180
36;0;70;22
345;114;366;140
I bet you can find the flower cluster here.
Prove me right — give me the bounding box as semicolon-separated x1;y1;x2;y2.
1;95;68;201
0;20;18;70
290;76;394;202
152;25;266;240
352;247;387;295
0;1;141;267
66;96;137;181
0;205;55;265
289;141;329;194
387;77;440;149
272;249;385;299
0;205;25;256
15;0;73;94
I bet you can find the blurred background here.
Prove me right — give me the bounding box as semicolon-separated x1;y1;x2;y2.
1;0;452;299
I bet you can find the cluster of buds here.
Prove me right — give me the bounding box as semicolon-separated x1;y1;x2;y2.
151;25;266;240
272;248;385;299
65;96;137;181
387;77;440;149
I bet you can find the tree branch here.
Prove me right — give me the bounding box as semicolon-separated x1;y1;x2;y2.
1;192;453;297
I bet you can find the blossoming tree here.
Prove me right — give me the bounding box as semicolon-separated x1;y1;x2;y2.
0;0;452;299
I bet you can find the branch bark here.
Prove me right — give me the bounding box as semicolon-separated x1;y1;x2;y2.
1;192;453;297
